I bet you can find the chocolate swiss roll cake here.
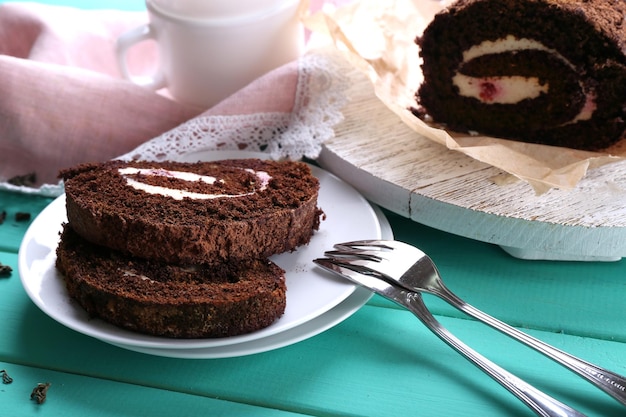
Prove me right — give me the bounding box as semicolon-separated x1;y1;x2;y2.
60;159;323;265
56;225;286;338
414;0;626;150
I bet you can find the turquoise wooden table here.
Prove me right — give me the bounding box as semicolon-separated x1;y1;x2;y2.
2;1;626;416
2;188;626;417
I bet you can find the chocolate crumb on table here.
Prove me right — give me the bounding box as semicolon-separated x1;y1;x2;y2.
30;382;51;404
15;212;31;222
1;369;13;384
0;262;12;278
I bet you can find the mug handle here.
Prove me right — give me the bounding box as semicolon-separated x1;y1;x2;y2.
115;24;166;90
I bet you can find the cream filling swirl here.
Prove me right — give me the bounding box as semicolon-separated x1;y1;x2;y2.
452;74;548;104
118;167;271;200
453;35;595;121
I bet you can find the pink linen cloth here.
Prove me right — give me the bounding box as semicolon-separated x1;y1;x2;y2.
0;1;341;186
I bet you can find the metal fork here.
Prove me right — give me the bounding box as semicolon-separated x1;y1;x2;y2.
320;239;626;408
314;257;586;417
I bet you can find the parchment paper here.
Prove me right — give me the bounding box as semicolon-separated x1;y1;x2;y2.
305;0;626;194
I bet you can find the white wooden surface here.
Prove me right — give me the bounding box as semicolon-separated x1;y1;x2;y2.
317;67;626;261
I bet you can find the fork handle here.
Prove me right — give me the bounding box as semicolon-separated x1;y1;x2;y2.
406;293;587;417
438;288;626;407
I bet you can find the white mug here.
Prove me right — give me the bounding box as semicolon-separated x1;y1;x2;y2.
116;0;305;108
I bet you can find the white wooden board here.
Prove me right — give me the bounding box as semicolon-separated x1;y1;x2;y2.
317;68;626;261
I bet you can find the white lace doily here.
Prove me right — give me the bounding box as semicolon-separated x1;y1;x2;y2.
0;49;350;197
117;49;349;163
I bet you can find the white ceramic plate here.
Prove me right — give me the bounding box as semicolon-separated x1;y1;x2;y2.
18;160;383;351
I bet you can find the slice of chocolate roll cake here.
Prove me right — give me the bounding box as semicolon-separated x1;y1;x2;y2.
60;159;323;265
414;0;626;150
56;225;286;338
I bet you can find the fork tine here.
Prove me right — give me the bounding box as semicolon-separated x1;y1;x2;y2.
334;239;396;250
324;249;384;262
321;249;409;290
313;258;388;286
326;240;427;268
327;235;426;290
336;240;424;256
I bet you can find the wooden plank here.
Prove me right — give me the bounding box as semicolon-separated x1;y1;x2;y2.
2;300;625;417
0;362;308;417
